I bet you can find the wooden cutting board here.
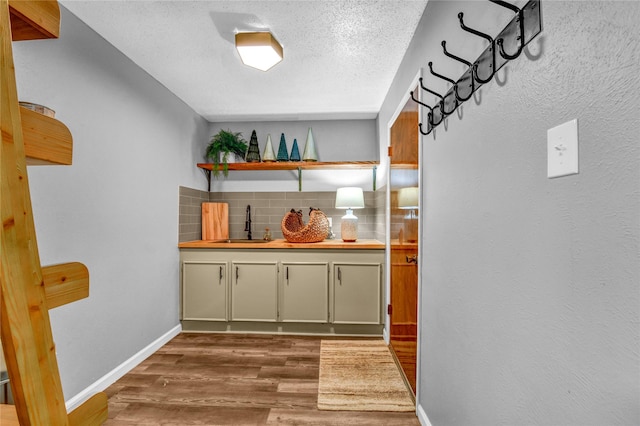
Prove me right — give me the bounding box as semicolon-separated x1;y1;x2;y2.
201;202;229;241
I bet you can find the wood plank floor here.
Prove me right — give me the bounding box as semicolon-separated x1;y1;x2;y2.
103;333;420;425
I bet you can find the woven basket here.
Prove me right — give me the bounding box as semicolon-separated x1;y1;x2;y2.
281;208;330;243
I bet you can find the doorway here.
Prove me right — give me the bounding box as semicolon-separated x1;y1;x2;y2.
388;83;420;394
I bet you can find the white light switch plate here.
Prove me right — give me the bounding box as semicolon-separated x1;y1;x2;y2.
547;119;579;178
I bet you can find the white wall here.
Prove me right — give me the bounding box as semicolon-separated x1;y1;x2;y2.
12;7;208;400
207;119;378;192
379;1;639;425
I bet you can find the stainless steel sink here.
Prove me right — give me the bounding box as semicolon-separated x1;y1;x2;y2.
215;239;270;244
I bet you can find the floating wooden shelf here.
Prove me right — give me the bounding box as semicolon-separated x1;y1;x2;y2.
21;106;73;165
9;0;60;41
197;161;379;191
390;162;419;170
197;160;378;171
43;262;90;309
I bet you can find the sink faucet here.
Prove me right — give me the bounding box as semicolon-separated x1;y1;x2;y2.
244;204;252;240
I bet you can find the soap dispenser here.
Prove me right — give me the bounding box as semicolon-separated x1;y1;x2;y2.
326;218;335;240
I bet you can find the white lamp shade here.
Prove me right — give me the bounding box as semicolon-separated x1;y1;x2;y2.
398;187;419;209
235;32;283;71
335;187;365;209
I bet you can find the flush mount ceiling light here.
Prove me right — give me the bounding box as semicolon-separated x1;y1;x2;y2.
235;32;283;71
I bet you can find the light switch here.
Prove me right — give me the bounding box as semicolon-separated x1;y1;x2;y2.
547;119;579;178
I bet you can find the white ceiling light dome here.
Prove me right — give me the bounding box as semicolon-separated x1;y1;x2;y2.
235;32;283;72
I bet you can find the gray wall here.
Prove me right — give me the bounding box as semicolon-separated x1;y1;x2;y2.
12;7;207;400
379;1;639;425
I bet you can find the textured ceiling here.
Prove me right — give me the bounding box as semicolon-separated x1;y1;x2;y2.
59;0;428;122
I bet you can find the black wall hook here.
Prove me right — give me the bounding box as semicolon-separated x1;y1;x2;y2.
419;120;433;136
428;61;456;85
489;0;525;60
488;0;519;13
410;90;434;135
419;77;450;121
429;61;472;104
419;77;445;102
411;0;542;138
440;41;476;103
458;12;496;84
458;12;493;43
441;40;472;68
410;90;433;112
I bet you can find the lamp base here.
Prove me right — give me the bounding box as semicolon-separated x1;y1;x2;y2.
404;215;418;243
341;209;358;242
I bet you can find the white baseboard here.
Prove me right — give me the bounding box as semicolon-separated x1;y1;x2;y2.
382;327;390;344
417;403;433;426
65;324;182;411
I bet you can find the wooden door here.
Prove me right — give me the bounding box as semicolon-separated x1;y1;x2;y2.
389;88;419;394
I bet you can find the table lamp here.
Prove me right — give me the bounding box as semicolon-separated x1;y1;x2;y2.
335;187;365;242
398;187;419;242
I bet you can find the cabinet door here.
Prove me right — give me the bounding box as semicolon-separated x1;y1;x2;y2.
281;262;329;323
333;263;382;324
182;261;227;321
231;262;278;322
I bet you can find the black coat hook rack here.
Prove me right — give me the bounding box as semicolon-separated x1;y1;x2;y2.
414;0;542;135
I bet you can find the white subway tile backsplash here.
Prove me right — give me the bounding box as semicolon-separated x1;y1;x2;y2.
178;186;386;242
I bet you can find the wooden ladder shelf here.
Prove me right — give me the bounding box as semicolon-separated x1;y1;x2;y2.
0;0;107;424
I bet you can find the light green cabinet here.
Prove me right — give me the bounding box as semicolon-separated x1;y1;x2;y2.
281;262;329;323
182;261;227;321
231;261;278;322
180;248;384;334
333;263;382;324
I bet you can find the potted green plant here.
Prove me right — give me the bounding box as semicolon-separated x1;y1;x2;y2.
206;129;248;177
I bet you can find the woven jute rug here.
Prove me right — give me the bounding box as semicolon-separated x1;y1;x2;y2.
317;339;414;412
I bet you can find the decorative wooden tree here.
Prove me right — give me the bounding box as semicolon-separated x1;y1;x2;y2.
303;127;318;161
246;130;261;162
289;138;301;161
277;133;289;162
262;134;276;162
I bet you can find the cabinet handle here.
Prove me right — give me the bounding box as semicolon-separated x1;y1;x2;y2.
286;266;289;283
235;266;239;283
219;266;223;283
338;267;342;284
406;255;417;264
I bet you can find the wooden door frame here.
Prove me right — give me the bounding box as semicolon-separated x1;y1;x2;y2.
385;68;424;402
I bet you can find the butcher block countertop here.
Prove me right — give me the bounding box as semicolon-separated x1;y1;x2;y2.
178;239;384;249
